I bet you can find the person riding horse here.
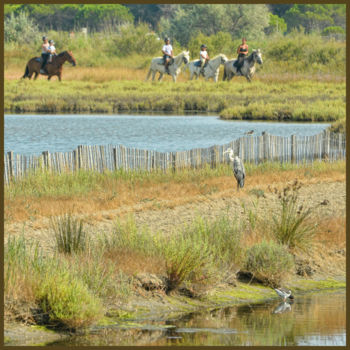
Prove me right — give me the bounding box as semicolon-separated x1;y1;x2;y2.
234;38;249;75
48;40;57;63
199;44;210;74
162;37;173;74
40;36;50;74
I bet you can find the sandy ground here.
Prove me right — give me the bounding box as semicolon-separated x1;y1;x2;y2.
5;180;346;250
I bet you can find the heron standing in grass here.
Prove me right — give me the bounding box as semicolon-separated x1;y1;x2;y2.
223;148;245;191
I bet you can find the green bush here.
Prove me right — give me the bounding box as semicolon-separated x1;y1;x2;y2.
5;11;39;44
50;213;87;254
245;240;294;286
37;270;104;329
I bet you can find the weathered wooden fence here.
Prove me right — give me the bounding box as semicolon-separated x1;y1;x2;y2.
3;130;345;184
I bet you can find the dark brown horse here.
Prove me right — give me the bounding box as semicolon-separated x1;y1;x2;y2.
22;51;76;81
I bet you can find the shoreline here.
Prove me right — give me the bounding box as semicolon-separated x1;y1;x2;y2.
5;278;345;346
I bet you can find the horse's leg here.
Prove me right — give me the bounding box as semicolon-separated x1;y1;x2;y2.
33;71;39;80
145;69;151;81
151;71;156;81
172;74;176;83
158;72;163;81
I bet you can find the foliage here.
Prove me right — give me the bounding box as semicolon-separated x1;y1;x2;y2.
284;4;346;33
4;235;105;329
37;270;104;329
4;4;133;32
109;23;160;57
245;240;295;286
168;4;270;46
322;26;345;39
270;180;316;251
265;14;287;34
4;11;39;44
50;213;87;254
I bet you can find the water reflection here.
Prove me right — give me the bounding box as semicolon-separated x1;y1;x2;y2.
49;290;345;346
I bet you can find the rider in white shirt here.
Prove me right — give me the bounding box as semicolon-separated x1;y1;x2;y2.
162;37;173;74
200;44;210;74
48;40;56;63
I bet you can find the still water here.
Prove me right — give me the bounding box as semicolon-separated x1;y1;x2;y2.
4;114;330;156
49;290;345;346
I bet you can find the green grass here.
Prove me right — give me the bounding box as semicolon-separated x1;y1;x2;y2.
4;79;345;123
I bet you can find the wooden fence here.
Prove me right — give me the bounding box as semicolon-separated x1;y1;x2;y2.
3;130;345;185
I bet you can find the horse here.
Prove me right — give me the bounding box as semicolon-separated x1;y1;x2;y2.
22;51;76;81
145;51;190;82
223;49;263;82
186;54;228;82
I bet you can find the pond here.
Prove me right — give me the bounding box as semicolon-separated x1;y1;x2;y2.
4;114;330;156
48;290;345;346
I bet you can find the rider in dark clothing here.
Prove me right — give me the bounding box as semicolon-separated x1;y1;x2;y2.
40;36;50;74
234;38;248;75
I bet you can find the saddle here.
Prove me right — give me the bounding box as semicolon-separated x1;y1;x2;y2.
194;60;208;68
35;57;42;63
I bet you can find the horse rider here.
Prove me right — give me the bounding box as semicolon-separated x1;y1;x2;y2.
199;44;210;74
40;36;50;74
162;37;173;74
234;37;248;75
48;40;57;63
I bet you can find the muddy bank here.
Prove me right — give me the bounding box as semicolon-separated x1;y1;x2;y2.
5;277;345;346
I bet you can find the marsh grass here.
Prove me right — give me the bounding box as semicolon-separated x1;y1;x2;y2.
50;213;87;254
4;235;105;329
270;180;316;251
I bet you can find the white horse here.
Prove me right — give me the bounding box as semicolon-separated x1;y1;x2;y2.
187;54;228;82
145;51;190;82
223;49;263;82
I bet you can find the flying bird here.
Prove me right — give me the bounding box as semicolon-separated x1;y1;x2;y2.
223;148;245;191
274;287;294;302
245;130;254;135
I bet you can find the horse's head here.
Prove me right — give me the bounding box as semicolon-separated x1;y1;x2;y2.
252;49;263;65
66;51;76;66
183;51;190;64
221;54;228;64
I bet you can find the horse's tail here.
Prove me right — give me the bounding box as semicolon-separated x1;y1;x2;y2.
22;65;29;79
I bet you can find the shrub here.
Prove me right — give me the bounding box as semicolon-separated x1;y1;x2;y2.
245;240;294;286
162;231;214;291
5;11;39;44
270;180;315;251
50;213;87;254
37;270;104;329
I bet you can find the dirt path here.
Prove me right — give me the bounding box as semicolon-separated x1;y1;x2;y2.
5;180;345;249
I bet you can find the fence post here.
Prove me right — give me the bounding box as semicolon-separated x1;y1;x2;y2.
263;133;268;161
322;129;330;161
42;151;49;171
291;135;297;163
7;151;14;180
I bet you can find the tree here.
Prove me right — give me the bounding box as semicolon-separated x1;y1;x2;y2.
166;4;270;46
265;14;287;35
284;4;345;33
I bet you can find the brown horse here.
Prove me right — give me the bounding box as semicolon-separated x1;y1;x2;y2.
22;51;76;81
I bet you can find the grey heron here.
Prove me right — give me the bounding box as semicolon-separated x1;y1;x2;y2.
274;287;294;302
223;148;245;191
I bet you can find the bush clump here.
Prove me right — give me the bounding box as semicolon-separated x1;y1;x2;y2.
245;240;295;286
